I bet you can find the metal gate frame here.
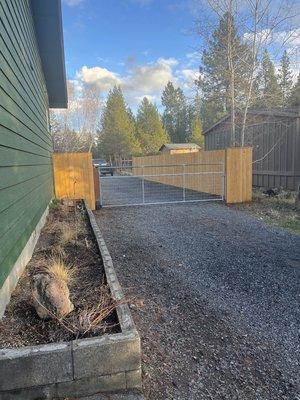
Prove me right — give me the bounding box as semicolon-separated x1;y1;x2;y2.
99;163;225;208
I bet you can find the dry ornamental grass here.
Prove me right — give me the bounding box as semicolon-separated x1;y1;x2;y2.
0;201;125;347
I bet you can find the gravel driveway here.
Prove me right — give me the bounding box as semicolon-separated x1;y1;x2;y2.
94;202;300;400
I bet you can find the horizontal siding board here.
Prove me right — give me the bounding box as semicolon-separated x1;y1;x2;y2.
13;0;46;93
0;42;47;130
0;176;52;242
0;0;53;287
0;146;51;166
0;25;48;132
0;69;49;138
0;170;52;214
0;107;52;151
0;164;51;190
0;1;48;115
0;188;51;285
0;125;51;157
0;86;52;147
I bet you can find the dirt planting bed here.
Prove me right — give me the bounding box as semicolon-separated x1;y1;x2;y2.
0;201;118;348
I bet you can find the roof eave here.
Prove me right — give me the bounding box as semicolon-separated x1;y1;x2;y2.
30;0;68;109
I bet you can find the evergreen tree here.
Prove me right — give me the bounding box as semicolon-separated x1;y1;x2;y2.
161;82;189;142
278;50;294;107
136;97;169;154
288;73;300;107
189;116;204;147
257;50;281;108
187;90;202;139
199;11;252;129
98;86;141;160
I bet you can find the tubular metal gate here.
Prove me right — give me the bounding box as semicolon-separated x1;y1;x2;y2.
99;163;225;207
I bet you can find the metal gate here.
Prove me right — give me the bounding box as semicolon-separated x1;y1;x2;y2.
99;163;225;207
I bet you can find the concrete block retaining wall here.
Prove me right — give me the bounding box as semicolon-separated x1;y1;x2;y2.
0;203;141;399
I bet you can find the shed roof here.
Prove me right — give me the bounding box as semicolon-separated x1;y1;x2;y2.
30;0;67;108
204;109;300;135
159;143;200;151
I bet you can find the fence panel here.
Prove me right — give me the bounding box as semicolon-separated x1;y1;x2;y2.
52;152;96;210
133;148;252;203
133;150;225;196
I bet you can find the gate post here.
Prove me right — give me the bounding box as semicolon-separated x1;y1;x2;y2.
225;147;252;203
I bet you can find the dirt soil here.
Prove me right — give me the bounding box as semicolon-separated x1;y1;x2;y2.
0;202;118;348
95;202;300;400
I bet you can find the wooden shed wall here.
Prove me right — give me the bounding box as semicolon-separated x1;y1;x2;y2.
0;0;53;287
204;114;300;190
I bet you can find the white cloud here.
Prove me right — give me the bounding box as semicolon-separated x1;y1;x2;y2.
124;58;178;94
76;57;201;108
77;66;121;91
78;58;178;97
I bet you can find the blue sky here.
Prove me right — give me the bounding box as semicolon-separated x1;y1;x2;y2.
61;0;203;109
61;0;299;111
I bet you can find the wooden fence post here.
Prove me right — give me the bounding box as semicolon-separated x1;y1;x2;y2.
225;147;252;204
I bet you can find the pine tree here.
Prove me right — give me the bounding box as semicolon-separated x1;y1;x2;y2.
161;82;189;142
278;50;294;107
98;86;141;160
136;97;169;154
189;116;204;147
257;50;281;109
187;90;202;139
199;11;252;130
288;73;300;108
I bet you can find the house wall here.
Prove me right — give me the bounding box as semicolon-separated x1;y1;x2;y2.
204;114;300;190
0;0;53;290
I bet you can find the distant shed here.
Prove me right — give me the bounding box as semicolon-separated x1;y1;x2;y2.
204;110;300;190
159;143;201;155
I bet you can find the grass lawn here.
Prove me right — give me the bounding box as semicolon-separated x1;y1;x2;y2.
232;189;300;234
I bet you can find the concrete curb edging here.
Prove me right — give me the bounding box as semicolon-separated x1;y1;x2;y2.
0;202;142;400
85;204;136;333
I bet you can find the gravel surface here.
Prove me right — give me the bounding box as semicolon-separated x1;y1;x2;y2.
94;202;300;400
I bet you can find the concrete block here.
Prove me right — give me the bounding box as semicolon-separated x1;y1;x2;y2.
0;342;72;391
56;372;126;398
0;384;56;400
126;369;142;390
73;333;141;379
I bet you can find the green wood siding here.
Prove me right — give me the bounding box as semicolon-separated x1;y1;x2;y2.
0;0;53;287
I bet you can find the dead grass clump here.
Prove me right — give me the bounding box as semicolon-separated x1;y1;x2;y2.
51;244;66;259
44;258;76;283
59;224;76;246
42;217;62;235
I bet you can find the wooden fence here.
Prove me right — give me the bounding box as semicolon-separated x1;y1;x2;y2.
52;152;96;210
133;147;252;203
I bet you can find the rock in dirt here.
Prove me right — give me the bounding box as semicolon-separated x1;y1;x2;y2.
32;274;74;319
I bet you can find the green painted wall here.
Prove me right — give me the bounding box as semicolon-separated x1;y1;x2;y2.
0;0;53;287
